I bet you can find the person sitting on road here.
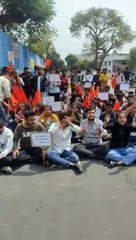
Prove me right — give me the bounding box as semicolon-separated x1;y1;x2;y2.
0;120;13;174
100;102;118;133
40;105;59;130
12;111;46;167
106;112;136;168
73;107;110;160
47;112;83;173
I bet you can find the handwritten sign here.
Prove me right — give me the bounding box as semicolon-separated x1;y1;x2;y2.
49;74;60;83
84;82;92;89
120;83;129;91
42;96;54;105
50;102;62;112
99;92;109;101
31;132;52;147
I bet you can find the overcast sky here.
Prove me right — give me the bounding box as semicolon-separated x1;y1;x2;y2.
52;0;136;59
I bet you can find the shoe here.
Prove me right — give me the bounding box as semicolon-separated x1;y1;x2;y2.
74;162;83;173
1;166;12;174
109;161;118;168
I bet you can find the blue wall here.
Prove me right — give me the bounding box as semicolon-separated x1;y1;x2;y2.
0;31;44;72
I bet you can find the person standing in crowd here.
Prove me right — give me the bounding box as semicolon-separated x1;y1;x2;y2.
92;68;101;87
0;120;13;174
84;69;93;85
60;71;69;91
123;67;132;83
12;111;46;167
114;68;125;93
0;69;15;123
31;67;48;97
99;68;109;91
73;107;110;160
70;68;80;88
20;67;33;98
48;69;61;101
11;70;24;89
107;112;136;168
47;112;83;173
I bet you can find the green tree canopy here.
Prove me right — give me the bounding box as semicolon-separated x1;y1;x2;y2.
0;0;55;40
27;29;57;59
70;7;135;68
128;48;136;71
76;59;95;70
65;54;78;68
48;50;66;70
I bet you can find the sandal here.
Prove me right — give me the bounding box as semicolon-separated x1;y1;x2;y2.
110;161;118;168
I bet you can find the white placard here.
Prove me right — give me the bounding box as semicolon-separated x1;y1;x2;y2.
50;102;62;112
31;132;52;147
120;83;129;91
49;74;60;82
43;96;54;105
35;115;40;122
99;92;109;100
96;109;101;118
8;51;15;65
84;82;91;88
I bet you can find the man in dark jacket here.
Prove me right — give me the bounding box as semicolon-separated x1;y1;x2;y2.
30;67;48;97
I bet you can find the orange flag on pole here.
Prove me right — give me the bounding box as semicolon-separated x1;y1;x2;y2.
112;75;116;89
114;102;121;112
8;94;19;112
83;95;90;109
8;64;14;73
12;85;28;103
32;91;42;107
77;84;84;96
94;87;99;97
90;87;95;101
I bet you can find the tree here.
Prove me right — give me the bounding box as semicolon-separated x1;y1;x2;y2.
47;50;66;70
27;29;57;59
0;0;55;40
65;54;78;68
128;48;136;71
70;7;135;68
76;60;95;70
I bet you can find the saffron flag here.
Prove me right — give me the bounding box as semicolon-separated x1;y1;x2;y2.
112;75;116;89
8;94;19;112
32;91;42;107
77;84;84;96
114;102;121;112
8;64;14;73
83;95;90;109
90;87;95;101
12;85;28;103
94;87;99;97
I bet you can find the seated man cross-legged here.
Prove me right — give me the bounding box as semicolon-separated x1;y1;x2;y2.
73;107;110;160
47;112;83;173
12;111;46;167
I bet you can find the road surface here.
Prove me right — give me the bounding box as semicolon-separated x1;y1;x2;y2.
0;161;136;240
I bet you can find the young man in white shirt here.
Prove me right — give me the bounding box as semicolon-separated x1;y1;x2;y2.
47;112;83;173
0;120;13;174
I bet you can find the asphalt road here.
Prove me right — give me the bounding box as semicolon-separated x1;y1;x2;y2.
0;161;136;240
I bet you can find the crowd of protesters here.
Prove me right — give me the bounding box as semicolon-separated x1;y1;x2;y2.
0;64;136;175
